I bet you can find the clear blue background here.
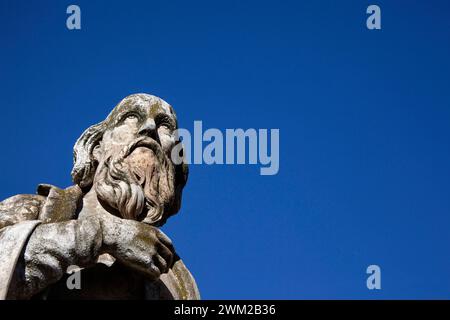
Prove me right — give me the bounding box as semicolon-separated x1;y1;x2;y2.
1;0;449;299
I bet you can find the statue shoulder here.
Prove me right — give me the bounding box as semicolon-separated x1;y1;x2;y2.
0;183;83;228
0;194;46;229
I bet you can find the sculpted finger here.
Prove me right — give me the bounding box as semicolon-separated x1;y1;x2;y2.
156;229;174;251
154;254;169;274
157;242;174;268
146;263;161;279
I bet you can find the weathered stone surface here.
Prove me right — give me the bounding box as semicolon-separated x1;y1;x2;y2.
0;94;199;300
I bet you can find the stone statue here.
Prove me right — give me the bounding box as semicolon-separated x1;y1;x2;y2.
0;94;200;299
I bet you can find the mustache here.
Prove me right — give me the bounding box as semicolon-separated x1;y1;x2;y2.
124;136;167;164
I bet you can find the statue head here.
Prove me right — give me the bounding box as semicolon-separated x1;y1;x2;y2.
71;94;188;226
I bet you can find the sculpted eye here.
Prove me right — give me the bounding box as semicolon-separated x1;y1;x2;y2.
126;114;138;120
119;112;141;124
155;113;175;130
159;122;170;129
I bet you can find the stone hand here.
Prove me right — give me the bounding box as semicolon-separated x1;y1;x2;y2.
100;214;175;280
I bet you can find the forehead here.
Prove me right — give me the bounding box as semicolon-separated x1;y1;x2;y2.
108;94;174;120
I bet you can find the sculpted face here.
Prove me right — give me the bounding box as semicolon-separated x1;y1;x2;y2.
102;95;177;159
72;94;187;226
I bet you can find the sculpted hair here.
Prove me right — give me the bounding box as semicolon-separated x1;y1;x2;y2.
71;121;108;189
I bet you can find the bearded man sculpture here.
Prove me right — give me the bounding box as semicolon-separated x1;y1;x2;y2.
0;94;199;300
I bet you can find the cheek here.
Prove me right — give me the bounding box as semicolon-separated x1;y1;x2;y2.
158;128;176;152
109;125;138;144
158;127;175;151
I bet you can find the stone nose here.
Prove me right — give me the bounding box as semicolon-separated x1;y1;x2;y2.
138;118;157;139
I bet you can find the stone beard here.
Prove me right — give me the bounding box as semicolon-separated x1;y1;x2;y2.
0;94;199;300
94;137;176;225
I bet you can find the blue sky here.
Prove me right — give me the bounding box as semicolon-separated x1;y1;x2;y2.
1;0;450;299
